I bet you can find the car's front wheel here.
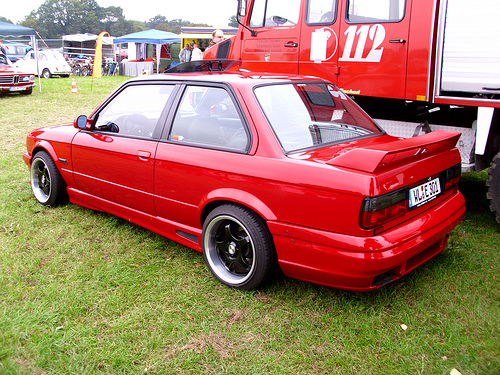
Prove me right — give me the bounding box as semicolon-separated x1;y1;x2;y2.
30;151;67;206
202;204;276;290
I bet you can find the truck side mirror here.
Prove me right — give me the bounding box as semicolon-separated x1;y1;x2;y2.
237;0;246;17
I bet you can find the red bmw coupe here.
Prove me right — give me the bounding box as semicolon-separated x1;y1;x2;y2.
0;51;35;95
23;71;465;291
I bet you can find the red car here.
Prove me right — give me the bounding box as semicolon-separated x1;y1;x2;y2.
23;71;465;291
0;51;35;95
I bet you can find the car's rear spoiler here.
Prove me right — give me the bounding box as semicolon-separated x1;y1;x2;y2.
164;60;242;74
326;130;462;173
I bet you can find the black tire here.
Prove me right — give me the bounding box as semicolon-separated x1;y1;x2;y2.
20;87;33;95
30;151;67;206
72;66;82;76
42;68;52;79
487;152;500;223
202;204;276;290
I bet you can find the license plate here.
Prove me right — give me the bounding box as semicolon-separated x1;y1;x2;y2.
409;177;441;209
9;86;25;91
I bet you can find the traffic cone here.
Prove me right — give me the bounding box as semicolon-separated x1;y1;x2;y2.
71;78;78;94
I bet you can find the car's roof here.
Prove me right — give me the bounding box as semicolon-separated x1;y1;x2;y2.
128;70;328;88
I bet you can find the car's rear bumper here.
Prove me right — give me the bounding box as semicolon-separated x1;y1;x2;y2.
23;151;31;167
268;192;465;291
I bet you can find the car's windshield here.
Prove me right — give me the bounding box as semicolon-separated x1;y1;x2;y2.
254;82;382;152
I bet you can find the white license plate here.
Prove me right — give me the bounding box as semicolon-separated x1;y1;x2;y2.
9;86;25;91
409;177;441;209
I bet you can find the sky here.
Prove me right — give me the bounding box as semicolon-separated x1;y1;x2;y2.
2;0;236;29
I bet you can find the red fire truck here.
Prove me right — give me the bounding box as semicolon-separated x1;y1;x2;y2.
204;0;500;222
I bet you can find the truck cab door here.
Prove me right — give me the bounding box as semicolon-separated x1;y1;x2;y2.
337;0;411;99
240;0;303;74
298;0;342;86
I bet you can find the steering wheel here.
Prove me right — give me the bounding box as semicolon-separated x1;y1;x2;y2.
123;113;149;136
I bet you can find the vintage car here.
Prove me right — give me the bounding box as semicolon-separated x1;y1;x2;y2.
15;49;72;78
23;71;465;291
0;51;35;95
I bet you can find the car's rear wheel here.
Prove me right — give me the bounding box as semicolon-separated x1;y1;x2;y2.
42;68;52;79
202;204;276;290
30;151;67;206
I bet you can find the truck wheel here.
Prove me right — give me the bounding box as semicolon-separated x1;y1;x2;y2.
487;152;500;223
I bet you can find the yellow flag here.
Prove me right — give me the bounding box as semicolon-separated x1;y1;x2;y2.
92;31;110;78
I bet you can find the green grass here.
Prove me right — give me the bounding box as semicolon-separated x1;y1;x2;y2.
1;76;499;374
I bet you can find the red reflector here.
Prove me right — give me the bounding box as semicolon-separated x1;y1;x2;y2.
360;199;407;229
445;175;460;191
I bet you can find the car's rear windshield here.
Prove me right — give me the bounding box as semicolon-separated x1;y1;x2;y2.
254;82;382;152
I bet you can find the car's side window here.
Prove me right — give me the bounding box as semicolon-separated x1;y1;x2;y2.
169;85;250;152
94;84;174;138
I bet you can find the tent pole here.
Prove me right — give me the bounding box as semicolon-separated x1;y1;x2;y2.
31;35;41;92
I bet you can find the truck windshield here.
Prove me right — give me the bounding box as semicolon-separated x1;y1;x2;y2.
254;83;382;152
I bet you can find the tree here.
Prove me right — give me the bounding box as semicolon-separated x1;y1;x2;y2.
145;16;212;34
22;0;137;39
228;15;239;28
0;17;14;24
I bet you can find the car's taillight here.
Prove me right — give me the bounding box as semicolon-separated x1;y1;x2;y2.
443;163;461;192
360;188;408;230
360;163;462;231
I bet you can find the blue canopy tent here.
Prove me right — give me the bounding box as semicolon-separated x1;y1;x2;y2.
114;29;180;74
0;21;42;91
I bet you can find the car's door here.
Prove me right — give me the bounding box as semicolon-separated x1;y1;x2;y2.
154;84;252;229
71;83;176;216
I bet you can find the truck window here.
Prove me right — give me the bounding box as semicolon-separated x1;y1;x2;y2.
347;0;406;23
306;0;337;25
249;0;301;27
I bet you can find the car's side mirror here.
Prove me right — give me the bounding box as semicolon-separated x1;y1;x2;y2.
74;115;92;130
211;103;229;115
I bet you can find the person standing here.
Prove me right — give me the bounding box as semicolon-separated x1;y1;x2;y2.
191;43;203;61
179;44;191;63
209;30;224;47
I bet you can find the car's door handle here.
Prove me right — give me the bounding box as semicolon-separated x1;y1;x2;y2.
284;43;298;48
389;39;406;43
137;150;151;161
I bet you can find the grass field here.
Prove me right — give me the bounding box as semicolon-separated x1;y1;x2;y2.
0;76;499;374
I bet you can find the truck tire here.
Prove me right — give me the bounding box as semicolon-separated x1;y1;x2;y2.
487;152;500;223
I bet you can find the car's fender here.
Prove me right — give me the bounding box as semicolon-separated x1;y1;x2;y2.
200;188;278;224
29;138;75;187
